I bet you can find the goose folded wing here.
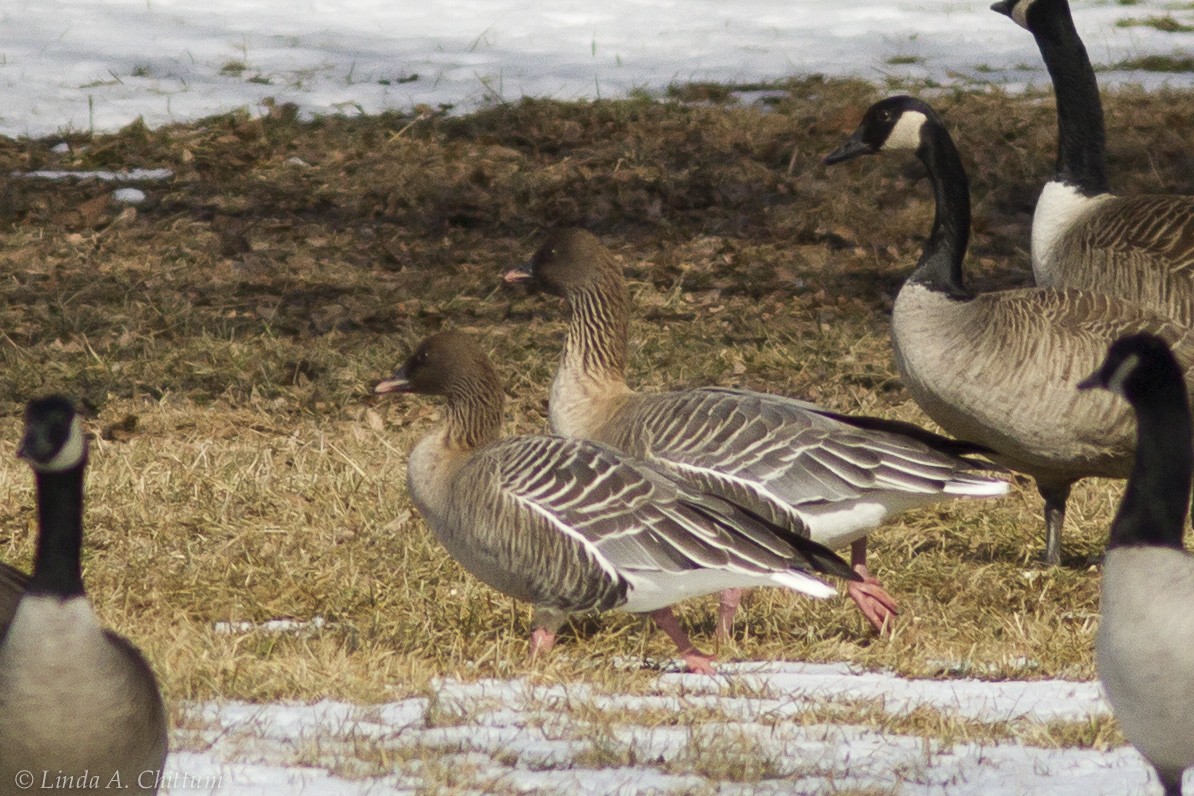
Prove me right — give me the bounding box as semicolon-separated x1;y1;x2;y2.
619;388;989;517
1008;289;1194;356
473;436;841;602
0;562;29;635
1084;196;1194;276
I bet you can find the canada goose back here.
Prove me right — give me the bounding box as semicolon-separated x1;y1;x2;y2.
1081;333;1194;794
0;397;167;795
1046;192;1194;324
892;282;1194;482
994;0;1194;326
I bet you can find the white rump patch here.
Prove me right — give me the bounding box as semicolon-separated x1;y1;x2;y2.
1031;181;1109;282
943;479;1010;498
622;567;835;613
885;111;927;151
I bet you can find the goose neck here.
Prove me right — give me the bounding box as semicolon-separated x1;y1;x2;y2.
1032;3;1109;195
1109;382;1191;550
562;276;630;387
444;377;505;450
27;464;87;598
909;122;972;298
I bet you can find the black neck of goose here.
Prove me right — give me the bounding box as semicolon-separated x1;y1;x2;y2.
445;372;505;450
1109;377;1191;550
1032;2;1109;195
27;463;87;598
909;122;973;299
564;270;630;384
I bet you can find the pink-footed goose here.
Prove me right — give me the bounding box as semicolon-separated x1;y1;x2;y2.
824;95;1194;566
1080;334;1194;796
0;397;168;795
374;331;860;673
505;230;1009;633
993;0;1194;325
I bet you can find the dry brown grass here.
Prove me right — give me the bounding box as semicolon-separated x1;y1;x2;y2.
0;78;1191;728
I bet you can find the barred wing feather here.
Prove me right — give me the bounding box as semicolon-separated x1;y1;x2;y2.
605;388;1007;540
462;435;838;614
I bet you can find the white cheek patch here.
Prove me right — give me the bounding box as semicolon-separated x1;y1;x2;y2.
1106;353;1140;398
885;111;927;151
1012;0;1032;30
33;416;86;473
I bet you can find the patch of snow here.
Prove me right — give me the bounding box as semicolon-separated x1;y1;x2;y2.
164;663;1174;795
212;617;328;635
112;187;146;204
14;168;175;183
0;1;1191;138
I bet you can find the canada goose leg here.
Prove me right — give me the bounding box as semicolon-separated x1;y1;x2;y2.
715;588;744;642
1038;482;1071;567
1156;767;1183;796
845;538;900;633
649;607;717;675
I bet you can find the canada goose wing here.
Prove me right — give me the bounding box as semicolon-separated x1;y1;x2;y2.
1081;195;1194;277
463;435;841;612
607;388;1001;523
0;562;29;635
101;630;169;762
925;287;1194;460
1016;288;1193;350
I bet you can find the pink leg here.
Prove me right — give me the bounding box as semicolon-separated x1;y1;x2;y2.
716;588;744;642
529;626;556;660
846;538;899;633
649;607;717;674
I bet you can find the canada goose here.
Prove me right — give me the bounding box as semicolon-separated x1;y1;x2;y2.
992;0;1194;324
375;331;859;673
0;397;168;796
1079;333;1194;796
0;562;29;633
824;95;1194;566
504;229;1009;633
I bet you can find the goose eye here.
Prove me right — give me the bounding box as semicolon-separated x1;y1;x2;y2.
878;110;892;122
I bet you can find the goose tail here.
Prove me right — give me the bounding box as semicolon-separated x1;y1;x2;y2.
943;475;1012;498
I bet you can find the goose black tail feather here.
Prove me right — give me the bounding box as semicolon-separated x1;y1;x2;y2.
682;496;860;583
814;409;1005;470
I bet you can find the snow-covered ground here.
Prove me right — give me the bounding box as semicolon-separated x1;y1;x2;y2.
3;2;1190;792
1;0;1193;138
170;662;1167;795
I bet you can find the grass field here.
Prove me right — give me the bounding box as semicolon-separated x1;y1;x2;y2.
1;79;1191;764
